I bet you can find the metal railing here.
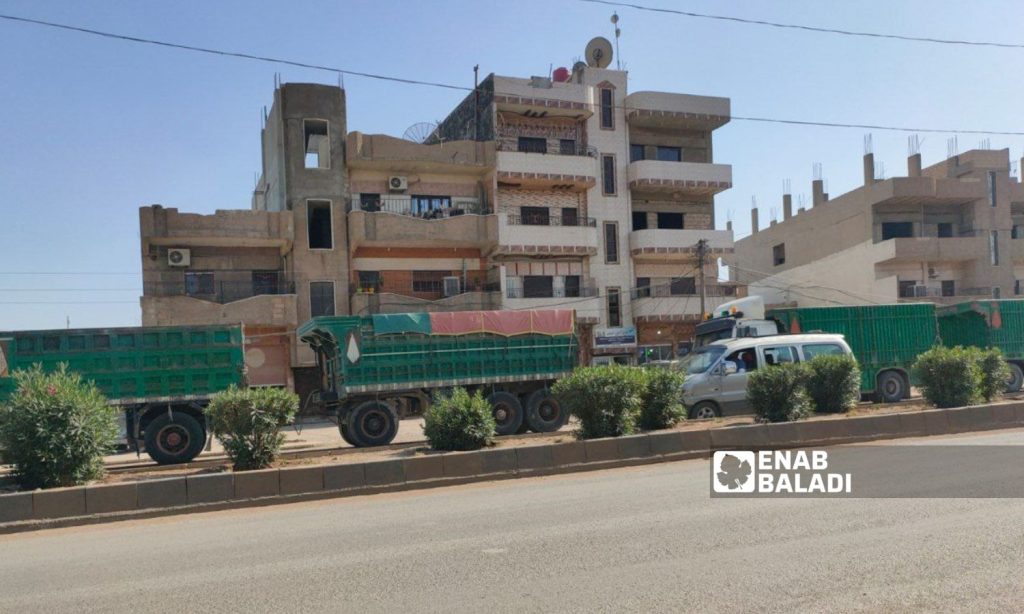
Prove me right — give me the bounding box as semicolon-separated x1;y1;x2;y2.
349;197;490;219
144;273;295;304
631;283;738;300
505;285;598;299
506;213;597;227
898;285;993;299
496;139;597;158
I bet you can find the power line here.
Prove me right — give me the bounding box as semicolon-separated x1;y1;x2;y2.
579;0;1024;50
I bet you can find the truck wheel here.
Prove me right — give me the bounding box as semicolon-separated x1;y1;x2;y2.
525;389;568;433
1006;363;1024;393
689;401;719;420
144;412;205;465
349;401;398;447
876;371;906;403
339;422;359;447
487;392;524;436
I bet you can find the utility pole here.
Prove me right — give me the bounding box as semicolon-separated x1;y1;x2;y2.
696;239;707;317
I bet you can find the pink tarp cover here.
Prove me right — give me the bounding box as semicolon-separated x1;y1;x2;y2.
429;309;574;336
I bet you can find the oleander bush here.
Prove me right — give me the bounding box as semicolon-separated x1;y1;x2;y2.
976;347;1010;403
747;363;812;423
206;386;299;471
423;387;496;451
552;365;646;439
638;367;687;430
804;354;862;413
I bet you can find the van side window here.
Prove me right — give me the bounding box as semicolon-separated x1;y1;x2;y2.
762;346;798;366
801;343;845;360
725;349;758;373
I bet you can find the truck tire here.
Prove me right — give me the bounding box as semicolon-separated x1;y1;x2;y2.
1006;363;1024;393
487;392;524;436
689;401;719;420
339;423;359;447
348;401;399;447
525;389;568;433
876;371;907;403
144;411;206;465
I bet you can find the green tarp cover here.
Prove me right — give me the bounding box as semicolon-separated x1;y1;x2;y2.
371;313;432;336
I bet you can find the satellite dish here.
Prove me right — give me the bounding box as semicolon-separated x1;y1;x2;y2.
402;122;438;144
584;37;613;68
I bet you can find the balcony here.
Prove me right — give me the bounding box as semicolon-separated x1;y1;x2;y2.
627;160;732;196
346;132;494;174
351;291;501;315
624;91;730;130
631;285;740;322
1014;238;1024;263
496;150;597;191
629;229;734;260
874;236;982;265
348;198;498;251
143;271;295;304
140;206;292;254
492;76;593;118
493;213;600;257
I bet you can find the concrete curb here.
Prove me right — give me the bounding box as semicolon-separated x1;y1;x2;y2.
2;401;1023;534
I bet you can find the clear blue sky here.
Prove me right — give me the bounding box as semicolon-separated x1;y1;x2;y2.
2;0;1022;330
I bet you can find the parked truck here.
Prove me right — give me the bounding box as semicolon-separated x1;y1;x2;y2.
298;309;578;446
937;299;1024;392
693;296;780;348
0;324;245;464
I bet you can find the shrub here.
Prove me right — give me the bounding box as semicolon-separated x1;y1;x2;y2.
552;365;646;439
912;346;980;409
804;354;861;413
0;365;118;489
976;347;1010;403
747;363;812;423
638;368;687;430
423;387;495;451
206;386;299;471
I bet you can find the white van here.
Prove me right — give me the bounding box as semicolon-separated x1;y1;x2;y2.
679;333;853;419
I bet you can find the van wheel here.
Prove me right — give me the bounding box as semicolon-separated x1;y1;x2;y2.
348;401;398;447
487;392;524;436
525;389;568;433
144;412;205;465
876;371;906;403
1006;363;1024;393
689;402;719;420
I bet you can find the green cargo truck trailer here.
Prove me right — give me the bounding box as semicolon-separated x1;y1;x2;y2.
298;309;578;446
0;324;245;464
937;299;1024;392
767;303;940;402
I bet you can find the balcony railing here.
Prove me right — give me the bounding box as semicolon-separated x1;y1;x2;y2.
506;285;599;299
145;272;295;304
631;283;739;300
349;198;490;219
506;213;597;227
898;285;992;299
496;140;597;157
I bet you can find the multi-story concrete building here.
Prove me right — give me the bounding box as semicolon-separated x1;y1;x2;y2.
731;148;1024;307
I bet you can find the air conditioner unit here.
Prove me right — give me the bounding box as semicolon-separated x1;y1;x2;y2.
167;248;191;267
442;276;461;298
388;176;408;192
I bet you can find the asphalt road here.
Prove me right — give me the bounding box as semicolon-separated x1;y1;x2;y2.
3;431;1023;613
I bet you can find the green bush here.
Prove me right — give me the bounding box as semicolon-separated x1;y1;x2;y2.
552;365;646;439
912;346;980;408
804;354;861;413
0;365;118;489
423;387;495;451
976;347;1010;403
206;386;299;471
747;363;812;423
638;368;687;430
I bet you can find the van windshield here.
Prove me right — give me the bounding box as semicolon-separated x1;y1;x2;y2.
682;346;725;375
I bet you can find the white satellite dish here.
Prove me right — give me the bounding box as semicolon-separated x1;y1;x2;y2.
584;37;613;68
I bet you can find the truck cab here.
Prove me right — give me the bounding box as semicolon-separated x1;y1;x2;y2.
694;296;780;348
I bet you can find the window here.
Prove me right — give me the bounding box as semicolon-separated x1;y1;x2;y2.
990;230;1000;265
564;275;581;298
629;144;645;162
898;280;917;298
360;193;381;212
185;271;215;296
656;146;682;162
762;346;798;366
410;195;451;217
632;211;648;231
303;119;329;169
93;335;110;350
988;171;997;207
523;276;554;298
941;280;956;297
559;139;577;155
635;277;651;298
937;223;954;238
43;336;60;351
412;271;446;294
801;343;846;360
881;222;914;240
252;271;280;295
517;137;547;154
657;212;684;229
773;243;786;266
309;281;335;317
1013;225;1022;239
725;349;758;373
670;277;696;296
600;88;614;129
307;201;333;249
606;287;621;327
604;221;619;264
357;271;381;292
561;208;579;226
1016;280;1022;296
602;155;616;195
520;206;550;226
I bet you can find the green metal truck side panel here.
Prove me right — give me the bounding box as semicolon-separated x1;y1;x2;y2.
768;303;939;393
0;325;245;404
937;299;1024;360
298;315;578;397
